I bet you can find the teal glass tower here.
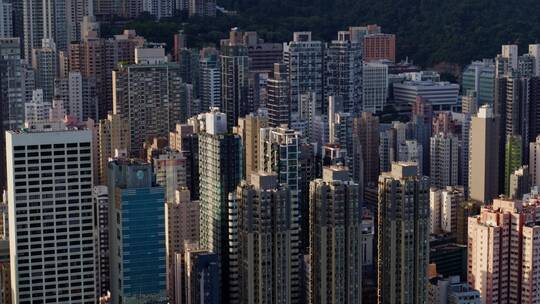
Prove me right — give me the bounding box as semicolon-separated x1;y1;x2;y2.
108;158;167;303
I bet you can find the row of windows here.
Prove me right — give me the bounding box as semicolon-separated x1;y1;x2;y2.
15;170;91;180
14;143;90;151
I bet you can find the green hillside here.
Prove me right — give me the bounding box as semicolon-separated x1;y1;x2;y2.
103;0;540;67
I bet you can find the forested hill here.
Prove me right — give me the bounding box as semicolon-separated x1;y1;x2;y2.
104;0;540;67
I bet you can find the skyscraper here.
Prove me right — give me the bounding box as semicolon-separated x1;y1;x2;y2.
530;135;540;187
509;165;529;200
69;28;145;119
220;29;250;130
469;105;500;203
461;59;495;105
113;47;184;156
267;63;290;127
93;186;110;299
283;32;324;115
183;246;220;303
468;197;540;303
352;112;380;187
430;132;459;188
259;126;301;302
188;0;216;17
142;0;174;19
362;61;388;113
234;112;268;179
97;114;130;185
363;31;396;63
0;0;12;38
6;128;97;303
429;186;464;235
23;0;62;60
228;172;298;304
32;39;57;104
165;188;200;304
325;30;362;113
198;109;242;302
378;162;430;304
309;166;362;304
108;158;167;303
198;47;221;112
0;38;26;191
151;147;187;201
169;123;200;200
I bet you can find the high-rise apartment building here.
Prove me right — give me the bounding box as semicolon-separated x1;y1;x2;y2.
65;0;93;45
352;112;380;187
428;275;480;304
430;186;465;235
267;63;290;127
199;47;221;112
530;135;540;187
309;166;362;304
169;123;200;200
118;0;142;18
142;0;174;19
94;0;116;18
23;0;60;60
468;197;540;303
259;126;301;302
183;246;220;303
150;147;185;198
469;105;501;203
509;165;529;200
228;172;298;304
362;62;388;113
113;47;184;156
0;0;12;38
397;140;423;174
234;112;268;179
188;0;216;17
363;32;396;63
378;162;430;304
93;186;110;298
54;71;99;121
284;32;324;115
243;31;283;73
0;38;26;190
32;39;57;104
220;29;250;130
461;59;495;105
198;109;242;302
6;128;97;303
430;132;459;188
325;30;362;113
165;188;200;304
108;158;167;303
69;28;145;119
96;114;130;185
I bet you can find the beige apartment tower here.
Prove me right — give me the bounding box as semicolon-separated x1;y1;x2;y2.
309;166;363;304
97;113;130;185
469;104;500;203
377;162;430;304
234;112;268;179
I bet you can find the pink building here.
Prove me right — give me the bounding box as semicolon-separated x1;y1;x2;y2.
468;197;540;303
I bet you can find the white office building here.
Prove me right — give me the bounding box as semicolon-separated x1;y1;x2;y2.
6;128;96;303
362;62;388;113
393;80;459;111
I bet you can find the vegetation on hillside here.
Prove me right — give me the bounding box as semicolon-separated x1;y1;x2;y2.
101;0;540;67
